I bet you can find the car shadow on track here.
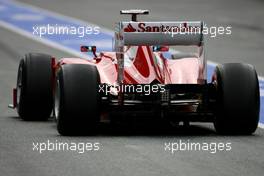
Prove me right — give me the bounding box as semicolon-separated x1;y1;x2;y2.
95;121;216;137
9;115;262;137
9;115;216;136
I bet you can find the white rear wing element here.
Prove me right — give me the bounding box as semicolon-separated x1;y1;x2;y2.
115;21;204;46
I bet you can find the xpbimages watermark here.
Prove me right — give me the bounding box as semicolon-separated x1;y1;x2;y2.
162;23;232;38
32;140;100;154
164;140;232;154
32;24;100;37
98;83;166;95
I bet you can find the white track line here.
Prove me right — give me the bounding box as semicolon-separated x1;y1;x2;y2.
1;0;263;129
259;123;264;129
0;21;91;59
11;0;113;35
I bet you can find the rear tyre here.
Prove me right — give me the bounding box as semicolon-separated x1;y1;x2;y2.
213;63;260;135
55;64;100;136
16;53;53;120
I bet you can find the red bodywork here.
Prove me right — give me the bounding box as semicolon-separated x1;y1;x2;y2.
56;46;204;87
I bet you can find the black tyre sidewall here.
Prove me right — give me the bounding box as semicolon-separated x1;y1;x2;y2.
17;53;53;120
56;64;100;135
214;63;260;134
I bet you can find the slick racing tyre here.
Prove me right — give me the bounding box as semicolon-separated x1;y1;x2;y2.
213;63;260;135
16;53;53;120
55;64;100;136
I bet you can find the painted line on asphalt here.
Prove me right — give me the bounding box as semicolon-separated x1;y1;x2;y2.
0;21;90;59
0;0;263;128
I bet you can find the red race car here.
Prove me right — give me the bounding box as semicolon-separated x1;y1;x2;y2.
9;10;260;135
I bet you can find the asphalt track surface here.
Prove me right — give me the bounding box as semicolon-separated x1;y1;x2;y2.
0;0;264;176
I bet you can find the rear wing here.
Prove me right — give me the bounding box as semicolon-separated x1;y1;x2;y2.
115;21;204;50
115;21;204;46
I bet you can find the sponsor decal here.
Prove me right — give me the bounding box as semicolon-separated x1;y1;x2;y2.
124;23;136;32
123;22;200;33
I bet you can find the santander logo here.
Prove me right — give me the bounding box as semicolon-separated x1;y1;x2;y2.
124;22;200;33
124;23;136;32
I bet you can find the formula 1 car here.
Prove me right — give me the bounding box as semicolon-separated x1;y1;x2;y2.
9;10;260;135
